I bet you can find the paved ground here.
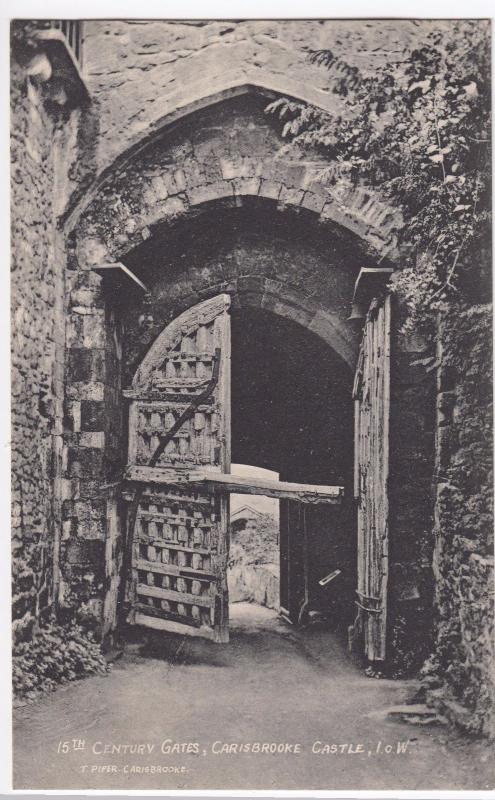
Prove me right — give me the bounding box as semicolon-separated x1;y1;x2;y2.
13;603;493;791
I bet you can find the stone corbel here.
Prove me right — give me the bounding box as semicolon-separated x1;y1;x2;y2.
348;267;394;325
92;262;149;294
27;28;90;108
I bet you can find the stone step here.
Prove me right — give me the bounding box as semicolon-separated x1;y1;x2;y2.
367;704;448;726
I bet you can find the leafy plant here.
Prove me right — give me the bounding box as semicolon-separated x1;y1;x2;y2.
266;22;491;333
13;622;108;702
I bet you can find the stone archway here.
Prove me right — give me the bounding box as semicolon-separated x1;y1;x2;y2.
68;84;401;269
60;87;402;640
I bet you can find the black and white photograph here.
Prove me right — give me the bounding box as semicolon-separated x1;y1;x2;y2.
8;10;494;793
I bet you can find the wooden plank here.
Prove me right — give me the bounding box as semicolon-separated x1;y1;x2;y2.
136;582;215;608
366;313;374;658
162;352;215;363
127;402;139;468
126;465;343;503
134;602;202;627
378;294;391;660
137;510;211;527
136;558;214;580
139;491;212;509
134;611;215;639
125;294;234;643
201;473;343;503
126;466;217;485
354;398;360;500
142;540;211;556
210;303;231;643
369;310;379;660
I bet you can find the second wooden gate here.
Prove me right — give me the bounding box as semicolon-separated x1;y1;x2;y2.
353;295;391;662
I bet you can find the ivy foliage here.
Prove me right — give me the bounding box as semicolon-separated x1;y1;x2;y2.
266;21;491;332
13;622;108;702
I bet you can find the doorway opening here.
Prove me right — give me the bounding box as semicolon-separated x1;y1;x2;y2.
231;306;355;631
228;464;280;615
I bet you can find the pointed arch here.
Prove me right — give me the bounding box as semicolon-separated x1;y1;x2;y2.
65;81;402;262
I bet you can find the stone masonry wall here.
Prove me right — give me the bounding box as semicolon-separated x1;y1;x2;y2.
426;306;494;737
74;90;400;273
11;47;73;641
228;515;279;609
75;19;461;184
61;266;125;639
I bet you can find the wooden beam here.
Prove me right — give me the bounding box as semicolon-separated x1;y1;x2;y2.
125;465;343;503
133;612;215;640
200;472;344;503
136;558;215;581
136;583;214;608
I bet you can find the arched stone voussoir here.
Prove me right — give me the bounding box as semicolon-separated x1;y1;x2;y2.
64;78;346;231
261;295;357;368
69;84;403;267
192;276;358;369
122;177;401;267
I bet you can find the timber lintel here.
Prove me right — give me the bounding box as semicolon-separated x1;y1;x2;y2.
125;465;344;504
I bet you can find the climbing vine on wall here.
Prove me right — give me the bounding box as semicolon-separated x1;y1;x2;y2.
266;21;491;334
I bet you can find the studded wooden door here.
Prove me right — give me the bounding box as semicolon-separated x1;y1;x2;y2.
353;295;391;661
124;294;231;642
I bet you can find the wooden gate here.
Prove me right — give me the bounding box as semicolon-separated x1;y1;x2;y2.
352;295;391;661
124;294;231;642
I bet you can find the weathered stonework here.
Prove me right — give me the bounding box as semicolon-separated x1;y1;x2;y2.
427;306;494;736
73;92;401;270
75;19;461;180
61;266;125;636
10;19;493;739
10;43;77;641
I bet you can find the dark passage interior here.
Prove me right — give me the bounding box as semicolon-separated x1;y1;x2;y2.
231;307;356;627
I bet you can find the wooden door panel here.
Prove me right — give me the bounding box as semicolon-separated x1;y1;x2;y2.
353;295;391;661
125;294;231;642
129;400;222;467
